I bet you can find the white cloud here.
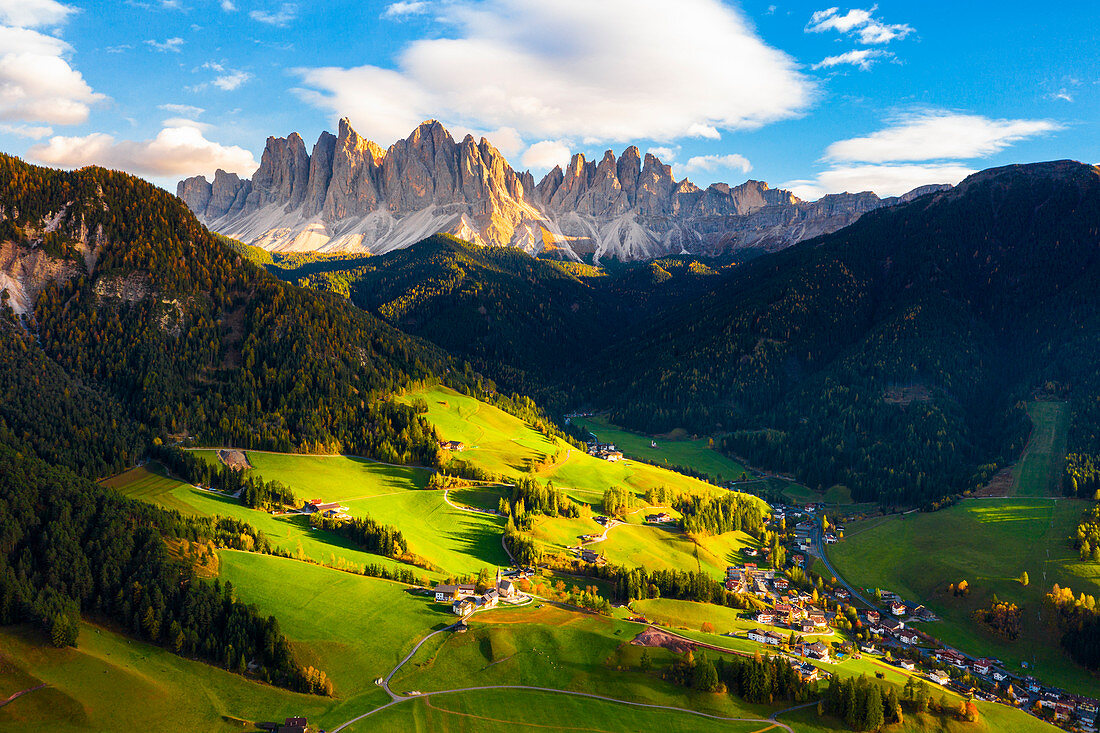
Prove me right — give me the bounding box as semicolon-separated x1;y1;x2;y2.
825;112;1062;163
680;153;752;174
382;2;427;19
784;163;973;200
27;121;258;178
212;70;251;90
0;122;52;138
806;6;913;45
813;48;891;71
647;146;678;161
295;0;812;146
250;3;297;26
0;26;106;125
145;37;184;52
220;0;235;10
159;103;205;118
521;139;572;171
1052;89;1073;102
0;0;75;27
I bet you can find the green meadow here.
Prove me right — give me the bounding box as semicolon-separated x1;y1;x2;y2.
360;688;769;732
629;598;838;642
827;497;1100;696
572;415;751;483
0;622;336;732
1012;401;1070;497
107;462;507;577
399;386;742;503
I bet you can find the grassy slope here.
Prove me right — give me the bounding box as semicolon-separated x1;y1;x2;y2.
217;551;447;726
0;622;336;733
387;603;778;720
401;386;738;502
827;497;1100;696
1012;401;1070;497
630;598;839;641
105;464;441;579
360;688;767;732
573;415;751;483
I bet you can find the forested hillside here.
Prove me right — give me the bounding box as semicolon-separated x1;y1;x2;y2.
274;234;732;406
279;161;1100;507
595;161;1100;505
0;154;459;473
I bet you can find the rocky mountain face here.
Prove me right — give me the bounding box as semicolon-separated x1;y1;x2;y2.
178;119;950;262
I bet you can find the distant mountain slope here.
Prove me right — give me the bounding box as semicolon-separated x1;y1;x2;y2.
0;153;453;474
177;118;947;262
591;161;1100;504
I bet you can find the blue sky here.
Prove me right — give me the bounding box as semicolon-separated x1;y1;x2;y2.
1;0;1097;198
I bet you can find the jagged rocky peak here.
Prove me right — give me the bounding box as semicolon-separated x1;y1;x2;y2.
175;117;949;262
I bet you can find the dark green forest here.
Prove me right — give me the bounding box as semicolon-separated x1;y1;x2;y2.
284;162;1100;507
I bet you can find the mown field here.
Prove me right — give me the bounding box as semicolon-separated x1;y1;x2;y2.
107;461;508;578
0;622;339;732
627;598;839;642
827;497;1100;696
399;386;744;504
1012;401;1070;497
572;415;751;483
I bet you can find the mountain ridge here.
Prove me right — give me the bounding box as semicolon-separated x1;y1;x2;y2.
178;118;951;262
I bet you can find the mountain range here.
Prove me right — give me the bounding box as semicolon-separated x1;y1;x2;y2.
177;119;948;262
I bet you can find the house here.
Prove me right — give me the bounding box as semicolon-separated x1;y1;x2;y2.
796;662;820;682
810;614;827;628
800;621;816;634
865;609;880;624
773;578;789;591
725;578;739;592
440;440;466;451
992;670;1010;682
498;579;516;598
275;717;308;733
868;622;885;635
890;601;907;616
928;670;950;686
898;630;921;645
835;588;849;600
899;659;916;671
303;500;345;514
882;617;902;634
602;450;624;462
743;546;759;557
823;534;838;544
453;598;476;616
911;604;935;620
860;644;877;654
645;512;673;524
434;584;476;602
775;603;792;616
744;563;758;571
806;642;830;661
972;659;994;676
936;649;967;668
748;628;783;645
757;612;777;625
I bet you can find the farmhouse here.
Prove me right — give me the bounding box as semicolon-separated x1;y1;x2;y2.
806;642;830;661
928;670;950;686
809;614;827;628
992;670;1010;682
645;512;673;524
972;659;994;676
882;617;903;633
743;547;759;557
897;630;921;645
800;621;816;634
899;659;916;671
440;440;466;451
757;612;776;625
773;578;789;591
434;584;476;602
890;601;907;616
453;598;476;616
865;609;880;624
935;648;967;668
748;629;784;645
580;549;601;563
303;499;346;514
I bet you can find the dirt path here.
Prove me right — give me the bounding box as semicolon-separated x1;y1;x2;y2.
0;684;47;708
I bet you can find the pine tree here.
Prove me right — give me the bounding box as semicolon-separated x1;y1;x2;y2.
863;684;884;731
